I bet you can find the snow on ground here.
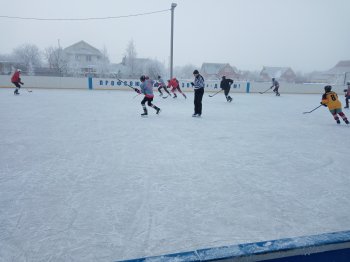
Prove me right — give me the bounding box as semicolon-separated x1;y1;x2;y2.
0;88;349;262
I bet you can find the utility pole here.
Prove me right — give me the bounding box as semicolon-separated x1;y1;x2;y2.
170;3;177;79
344;72;349;85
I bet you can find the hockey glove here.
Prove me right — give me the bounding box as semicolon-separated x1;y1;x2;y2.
320;102;327;107
134;88;141;94
190;82;194;86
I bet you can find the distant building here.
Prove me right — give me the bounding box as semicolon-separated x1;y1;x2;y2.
200;63;239;80
121;56;152;77
307;60;350;84
64;40;104;76
110;56;164;79
260;66;296;82
305;71;330;84
325;60;350;84
0;61;20;75
327;60;350;75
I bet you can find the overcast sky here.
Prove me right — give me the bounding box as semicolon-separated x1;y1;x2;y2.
1;0;349;72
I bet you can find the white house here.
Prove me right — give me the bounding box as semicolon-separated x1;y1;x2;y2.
64;41;104;76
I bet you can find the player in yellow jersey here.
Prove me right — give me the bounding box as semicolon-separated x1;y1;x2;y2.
321;85;349;125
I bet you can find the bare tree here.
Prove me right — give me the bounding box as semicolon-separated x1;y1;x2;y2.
124;39;137;77
44;46;68;76
96;46;110;77
174;64;197;79
143;59;166;79
13;44;42;70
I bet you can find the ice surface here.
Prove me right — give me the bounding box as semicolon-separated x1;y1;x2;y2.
0;89;349;261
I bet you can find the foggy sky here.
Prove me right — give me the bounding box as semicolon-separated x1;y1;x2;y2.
1;0;349;72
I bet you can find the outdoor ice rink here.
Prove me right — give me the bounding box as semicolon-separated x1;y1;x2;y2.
1;88;349;262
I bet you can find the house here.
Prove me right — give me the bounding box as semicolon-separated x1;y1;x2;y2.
306;60;350;84
200;63;239;80
324;60;350;84
260;66;296;82
64;40;104;76
327;60;350;75
0;61;25;75
305;71;330;84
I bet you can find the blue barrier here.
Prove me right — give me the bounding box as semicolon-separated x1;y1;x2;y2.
91;78;249;91
88;77;93;90
117;230;350;262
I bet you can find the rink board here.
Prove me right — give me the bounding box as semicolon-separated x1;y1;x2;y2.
2;75;347;94
119;230;350;262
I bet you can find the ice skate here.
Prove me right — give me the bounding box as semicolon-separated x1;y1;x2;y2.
141;108;148;117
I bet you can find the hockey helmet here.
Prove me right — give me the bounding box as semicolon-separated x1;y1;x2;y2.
324;85;332;92
193;69;199;75
140;75;146;82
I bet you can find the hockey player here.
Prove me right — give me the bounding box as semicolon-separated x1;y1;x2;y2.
270;78;280;96
191;69;205;117
11;69;24;95
157;75;171;97
220;76;233;102
321;85;349;124
134;75;161;117
344;82;350;109
167;78;187;99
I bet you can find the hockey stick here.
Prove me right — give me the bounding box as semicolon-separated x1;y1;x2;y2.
133;93;141;99
302;104;323;114
208;89;223;97
259;87;272;94
19;82;32;92
117;78;136;91
117;78;142;98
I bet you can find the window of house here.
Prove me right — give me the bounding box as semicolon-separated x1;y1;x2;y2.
86;55;92;62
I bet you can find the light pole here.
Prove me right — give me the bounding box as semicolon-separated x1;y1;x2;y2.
170;3;177;79
344;72;349;85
